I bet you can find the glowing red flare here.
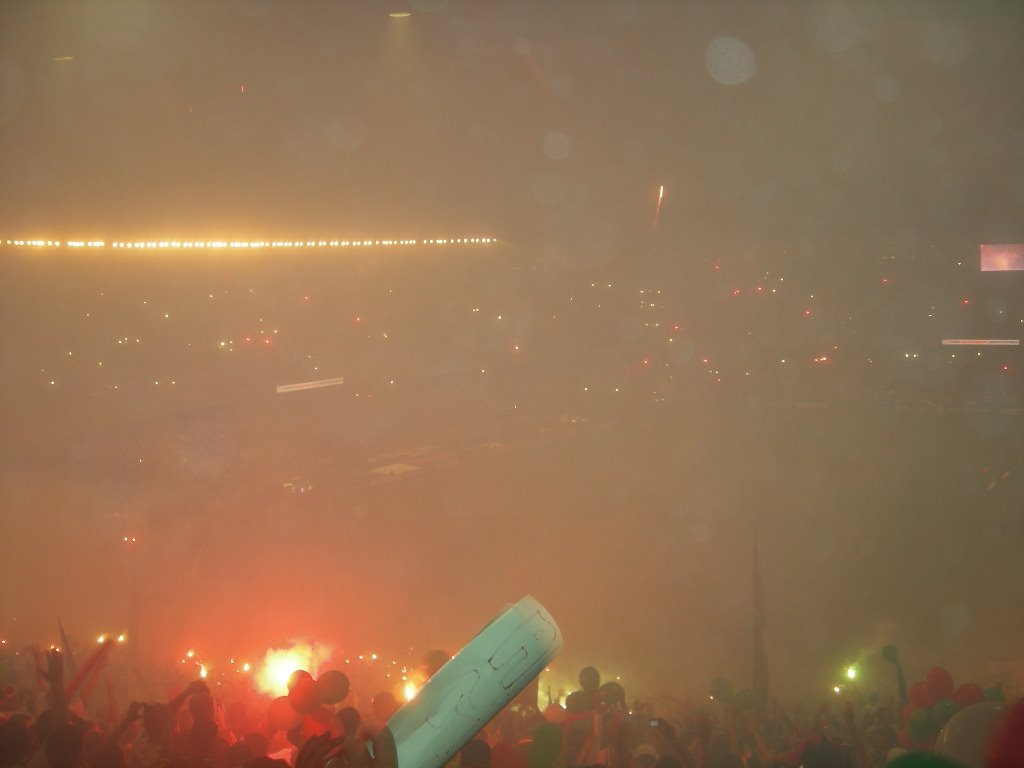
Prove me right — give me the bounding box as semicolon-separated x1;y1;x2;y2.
255;642;332;698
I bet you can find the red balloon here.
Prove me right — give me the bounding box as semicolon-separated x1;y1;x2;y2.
952;683;985;709
288;676;324;715
315;670;350;705
909;680;937;708
267;696;302;731
287;669;314;691
987;697;1024;768
927;667;955;700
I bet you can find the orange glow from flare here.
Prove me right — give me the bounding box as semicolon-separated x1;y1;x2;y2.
404;681;418;701
255;642;332;697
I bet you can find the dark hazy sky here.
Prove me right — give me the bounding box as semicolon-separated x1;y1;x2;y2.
2;1;1023;247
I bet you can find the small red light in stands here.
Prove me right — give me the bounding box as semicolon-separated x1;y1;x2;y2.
880;277;888;285
962;298;970;305
732;288;741;296
1002;365;1009;372
803;309;812;317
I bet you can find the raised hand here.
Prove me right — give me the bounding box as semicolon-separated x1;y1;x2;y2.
296;732;347;768
44;648;64;688
126;701;145;722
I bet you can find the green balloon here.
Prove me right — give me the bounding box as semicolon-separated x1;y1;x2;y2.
710;677;734;703
932;698;959;727
881;644;900;664
984;684;1005;702
908;707;934;743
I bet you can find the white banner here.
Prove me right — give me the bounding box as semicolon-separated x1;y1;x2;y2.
275;376;345;393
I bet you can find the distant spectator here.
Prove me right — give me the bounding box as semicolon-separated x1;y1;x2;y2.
460;740;491;768
336;709;360;739
224;742;253;768
0;719;32;768
633;744;659;768
44;723;86;768
240;735;267;760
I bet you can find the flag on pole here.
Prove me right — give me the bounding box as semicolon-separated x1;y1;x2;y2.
58;619;78;675
752;544;769;707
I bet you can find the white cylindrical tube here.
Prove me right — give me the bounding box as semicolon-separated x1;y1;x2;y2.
387;595;563;768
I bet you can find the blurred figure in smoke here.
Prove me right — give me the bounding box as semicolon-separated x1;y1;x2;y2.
90;742;128;768
862;706;897;768
0;718;33;768
578;668;600;709
171;689;230;767
555;692;599;768
526;704;563;768
422;651;451;681
595;717;631;768
460;740;491;768
240;733;268;760
128;703;174;768
336;708;360;739
223;741;253;768
366;693;398;731
632;744;659;768
489;713;526;768
726;706;769;768
794;715;851;768
224;704;252;744
598;683;625;714
687;709;728;768
188;720;223;768
43;723;85;768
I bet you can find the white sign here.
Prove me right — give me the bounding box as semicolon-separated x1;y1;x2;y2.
940;339;1020;346
275;376;345;393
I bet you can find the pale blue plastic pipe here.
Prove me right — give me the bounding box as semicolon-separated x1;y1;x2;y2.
387;596;563;768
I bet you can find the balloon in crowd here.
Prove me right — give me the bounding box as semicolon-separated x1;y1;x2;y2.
935;701;1005;768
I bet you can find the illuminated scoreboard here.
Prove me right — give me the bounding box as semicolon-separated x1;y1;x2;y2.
980;243;1024;272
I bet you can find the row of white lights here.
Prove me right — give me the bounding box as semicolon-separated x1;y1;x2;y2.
4;237;496;249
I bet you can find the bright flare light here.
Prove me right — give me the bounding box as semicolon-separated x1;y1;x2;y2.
846;666;857;680
255;641;332;697
4;236;496;252
404;681;418;701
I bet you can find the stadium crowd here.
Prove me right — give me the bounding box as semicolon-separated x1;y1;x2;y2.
0;645;1020;768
